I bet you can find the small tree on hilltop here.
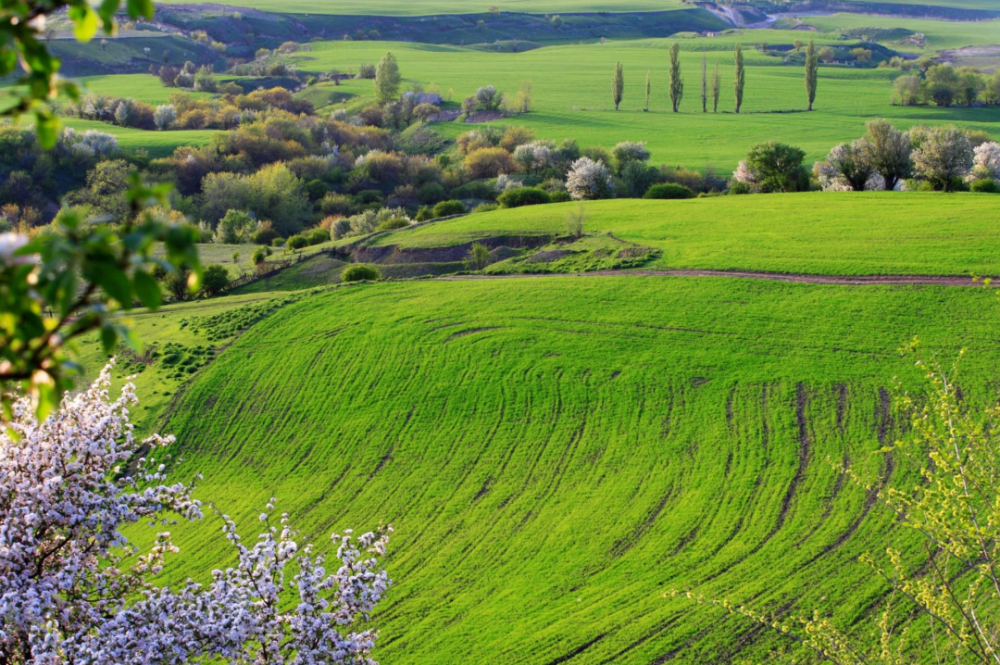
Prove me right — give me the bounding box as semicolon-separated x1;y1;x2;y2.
375;51;402;105
734;44;745;113
669;43;683;113
805;39;818;111
612;62;624;111
0;367;392;663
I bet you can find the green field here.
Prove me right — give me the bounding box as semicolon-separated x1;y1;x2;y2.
115;274;1000;665
60;117;215;157
370;194;1000;276
292;38;1000;169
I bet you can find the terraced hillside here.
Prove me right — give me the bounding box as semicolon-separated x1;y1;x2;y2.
149;275;1000;664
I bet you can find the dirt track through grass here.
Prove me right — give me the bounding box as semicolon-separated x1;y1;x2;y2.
438;268;986;286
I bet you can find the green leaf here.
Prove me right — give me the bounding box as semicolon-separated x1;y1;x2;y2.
35;112;59;149
100;324;118;354
94;264;132;306
69;5;99;42
133;269;162;310
98;0;121;23
126;0;154;20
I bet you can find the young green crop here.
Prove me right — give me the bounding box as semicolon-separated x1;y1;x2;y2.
130;275;1000;665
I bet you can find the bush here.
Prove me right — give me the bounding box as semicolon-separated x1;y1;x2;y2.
971;178;1000;193
331;219;352;240
549;190;572;203
465;147;517;179
418;182;446;203
354;189;384;206
306;228;329;245
271;237;286;247
251;247;267;265
320;193;355;217
341;264;381;282
287;235;309;250
450;180;497;200
497;187;551;209
200;264;230;295
433;200;466;217
644;183;695;200
251;226;279;246
473;203;499;213
377;217;410;231
415;206;434;222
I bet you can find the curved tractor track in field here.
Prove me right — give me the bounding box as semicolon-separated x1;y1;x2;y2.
160;277;1000;665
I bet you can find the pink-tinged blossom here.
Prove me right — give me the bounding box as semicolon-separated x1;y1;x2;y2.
0;362;391;664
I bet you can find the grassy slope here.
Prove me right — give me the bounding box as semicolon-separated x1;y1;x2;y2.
150;276;1000;664
295;37;1000;169
60;117;215;158
371;194;1000;276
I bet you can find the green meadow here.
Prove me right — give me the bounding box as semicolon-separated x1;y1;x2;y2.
371;194;1000;276
109;274;1000;665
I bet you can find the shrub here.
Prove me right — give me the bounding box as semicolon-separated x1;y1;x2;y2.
418;182;446;203
252;225;279;246
644;183;695;199
566;157;614;200
377;217;410;230
743;141;810;193
473;203;499;213
433;200;466;217
320;193;355;217
354;189;384;206
287;235;309;250
465;147;516;179
331;219;352;240
271;237;286;247
970;178;1000;193
306;228;329;245
497;187;551;209
549;190;572;203
251;247;267;265
415;206;434;222
341;264;381;282
200;264;231;295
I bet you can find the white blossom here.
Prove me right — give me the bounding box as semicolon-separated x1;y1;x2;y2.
0;364;392;664
973;141;1000;181
565;157;614;201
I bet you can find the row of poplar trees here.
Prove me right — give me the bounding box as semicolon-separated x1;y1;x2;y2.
611;40;820;113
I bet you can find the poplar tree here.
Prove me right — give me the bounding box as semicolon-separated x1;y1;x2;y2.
644;70;651;112
701;54;707;112
805;39;818;111
669;43;683;112
734;44;745;113
711;61;721;113
612;62;624;111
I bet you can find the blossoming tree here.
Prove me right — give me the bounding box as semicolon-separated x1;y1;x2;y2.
0;363;391;664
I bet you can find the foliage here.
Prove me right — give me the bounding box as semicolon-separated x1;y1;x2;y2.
341;264;382;281
287;234;310;250
497;187;551;209
621;160;658;198
433;200;467;217
566;157;614;200
611;141;650;174
565;203;587;239
804;40;818;111
200;264;231;295
733;44;745;114
741;141;810;193
465;147;517;179
864;119;912;191
611;62;624;111
823;139;877;192
0;366;391;662
0;183;200;420
466;242;491;270
375;51;402;105
668;43;683;113
912;125;974;191
643;183;694;199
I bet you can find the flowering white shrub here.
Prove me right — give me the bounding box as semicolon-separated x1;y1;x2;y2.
495;173;519;193
154;104;176;130
512;140;556;173
349;206;410;235
611;141;650;169
57;127;119;159
972;141;1000;181
565;157;614;200
0;364;392;664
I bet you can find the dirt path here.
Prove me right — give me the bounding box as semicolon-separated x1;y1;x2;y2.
436;269;987;287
